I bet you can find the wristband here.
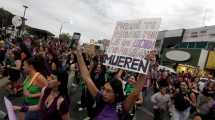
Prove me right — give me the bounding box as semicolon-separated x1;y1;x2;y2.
20;105;29;112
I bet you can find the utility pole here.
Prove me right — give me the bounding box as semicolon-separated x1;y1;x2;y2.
202;9;208;26
20;5;28;37
59;21;67;38
59;23;63;37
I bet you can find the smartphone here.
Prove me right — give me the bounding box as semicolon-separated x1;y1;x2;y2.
70;32;81;49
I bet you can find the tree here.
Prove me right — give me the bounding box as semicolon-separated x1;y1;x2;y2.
59;33;72;42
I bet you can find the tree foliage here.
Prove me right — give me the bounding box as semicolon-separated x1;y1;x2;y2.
59;33;72;41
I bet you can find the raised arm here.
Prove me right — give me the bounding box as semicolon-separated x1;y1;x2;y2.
74;46;99;97
123;50;156;111
189;93;197;107
123;74;145;111
8;60;22;70
115;69;124;83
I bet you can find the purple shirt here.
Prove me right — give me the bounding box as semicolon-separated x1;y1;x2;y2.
94;104;118;120
94;92;119;120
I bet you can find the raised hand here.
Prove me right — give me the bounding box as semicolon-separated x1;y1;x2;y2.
145;50;156;64
135;74;147;91
71;43;81;55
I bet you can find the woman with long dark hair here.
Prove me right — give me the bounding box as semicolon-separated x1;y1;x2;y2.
7;50;22;95
14;71;70;120
21;56;48;120
73;45;147;120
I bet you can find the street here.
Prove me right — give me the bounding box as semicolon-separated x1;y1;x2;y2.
0;77;154;120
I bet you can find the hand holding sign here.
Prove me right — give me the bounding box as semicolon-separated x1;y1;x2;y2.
145;50;156;63
135;74;147;91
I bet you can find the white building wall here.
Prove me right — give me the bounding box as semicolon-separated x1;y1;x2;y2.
165;29;184;37
183;25;215;42
198;49;209;69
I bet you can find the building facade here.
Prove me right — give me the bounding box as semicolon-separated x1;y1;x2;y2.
177;26;215;50
155;29;184;56
157;25;215;75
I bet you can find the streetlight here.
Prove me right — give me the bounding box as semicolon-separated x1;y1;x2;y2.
19;5;28;36
23;5;28;19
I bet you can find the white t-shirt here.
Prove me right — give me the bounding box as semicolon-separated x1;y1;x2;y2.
151;92;171;110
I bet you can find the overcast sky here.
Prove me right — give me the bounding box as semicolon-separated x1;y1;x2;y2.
1;0;215;42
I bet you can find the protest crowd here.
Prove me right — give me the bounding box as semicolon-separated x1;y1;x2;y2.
0;32;214;120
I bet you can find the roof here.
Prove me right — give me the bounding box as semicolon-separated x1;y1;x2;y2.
0;8;54;37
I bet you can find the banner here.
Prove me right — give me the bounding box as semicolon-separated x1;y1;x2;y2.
206;51;215;70
104;18;161;74
4;97;16;120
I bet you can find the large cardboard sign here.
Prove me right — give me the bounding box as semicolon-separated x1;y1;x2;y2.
104;18;161;74
4;97;16;120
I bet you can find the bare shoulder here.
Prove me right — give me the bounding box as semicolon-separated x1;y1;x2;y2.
34;73;47;86
37;73;46;80
57;96;65;110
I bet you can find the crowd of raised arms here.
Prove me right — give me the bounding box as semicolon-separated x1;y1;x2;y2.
0;37;214;120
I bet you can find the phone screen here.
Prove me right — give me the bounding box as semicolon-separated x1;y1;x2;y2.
73;34;80;40
70;32;81;48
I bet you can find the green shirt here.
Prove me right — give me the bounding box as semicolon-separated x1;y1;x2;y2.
23;76;42;105
124;83;135;96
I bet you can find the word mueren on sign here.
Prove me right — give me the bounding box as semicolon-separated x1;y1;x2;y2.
104;18;161;74
104;54;149;73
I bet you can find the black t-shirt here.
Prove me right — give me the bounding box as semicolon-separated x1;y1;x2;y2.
202;88;215;98
40;88;69;120
174;92;191;111
91;73;105;90
0;49;6;62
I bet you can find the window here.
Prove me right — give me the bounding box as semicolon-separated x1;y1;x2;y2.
199;31;207;37
200;31;207;33
191;35;198;37
196;42;207;48
188;42;195;48
209;33;215;37
191;32;198;37
181;43;188;48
